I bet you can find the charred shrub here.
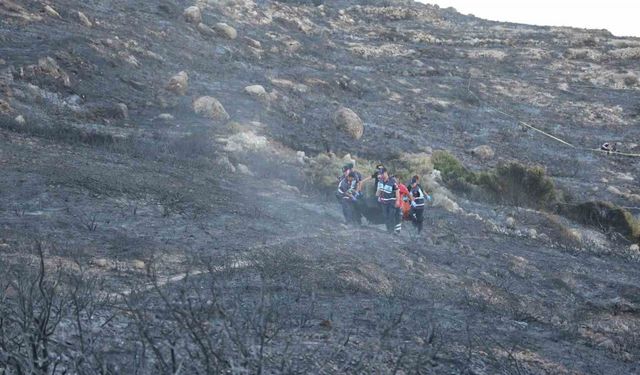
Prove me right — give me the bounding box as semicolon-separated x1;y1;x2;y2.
562;201;640;243
479;163;557;209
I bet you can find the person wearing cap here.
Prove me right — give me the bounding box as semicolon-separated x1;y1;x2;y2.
407;175;431;233
340;162;363;224
376;168;402;234
358;163;385;194
336;171;359;225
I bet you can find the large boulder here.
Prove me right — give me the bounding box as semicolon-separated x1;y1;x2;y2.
166;71;188;95
214;23;237;40
193;96;229;121
183;6;202;24
333;107;364;139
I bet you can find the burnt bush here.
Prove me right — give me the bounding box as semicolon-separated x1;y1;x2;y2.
561;201;640;243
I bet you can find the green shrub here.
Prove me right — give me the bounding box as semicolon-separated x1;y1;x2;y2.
431;150;477;186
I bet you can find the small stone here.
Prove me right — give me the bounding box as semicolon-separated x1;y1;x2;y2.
183;6;202;24
117;103;129;120
197;23;216;37
245;37;261;49
506;217;516;230
157;113;174;121
630;244;639;252
528;228;537;238
77;11;92;27
44;5;61;18
132;260;146;270
216;156;236;173
14;115;25;125
93;258;110;268
597;338;616;351
236;164;253;175
214;23;237;40
244;85;267;99
166;71;188;95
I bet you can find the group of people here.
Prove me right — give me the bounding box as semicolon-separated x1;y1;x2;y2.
336;163;432;235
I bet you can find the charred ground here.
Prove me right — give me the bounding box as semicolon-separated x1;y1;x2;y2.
1;0;640;374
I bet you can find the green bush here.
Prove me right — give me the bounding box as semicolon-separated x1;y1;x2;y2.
431;150;477;186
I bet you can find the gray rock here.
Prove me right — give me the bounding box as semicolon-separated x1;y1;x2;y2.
183;6;202;24
244;85;267;99
214;23;237;40
506;217;516;230
77;11;92;27
44;5;61;18
193;96;229;121
197;23;216;37
166;71;188;95
14;115;25;125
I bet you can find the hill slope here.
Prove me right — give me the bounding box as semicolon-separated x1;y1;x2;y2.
1;0;640;373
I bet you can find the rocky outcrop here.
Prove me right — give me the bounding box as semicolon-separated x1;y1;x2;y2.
469;145;495;160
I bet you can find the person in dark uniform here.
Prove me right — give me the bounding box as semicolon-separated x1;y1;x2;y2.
337;171;358;225
376;168;401;234
407;175;430;233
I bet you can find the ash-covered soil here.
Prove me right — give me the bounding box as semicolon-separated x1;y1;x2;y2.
1;0;640;374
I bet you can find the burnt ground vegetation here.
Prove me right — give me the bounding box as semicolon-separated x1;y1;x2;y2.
1;0;640;373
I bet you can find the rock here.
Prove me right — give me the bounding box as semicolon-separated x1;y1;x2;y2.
506;217;516;230
412;59;425;67
630;244;640;252
183;6;202;24
296;150;306;165
156;113;174;121
269;78;308;93
92;258;110;268
77;11;92;27
0;99;13;114
597;338;616;351
214;22;237;40
244;85;267;99
236;164;253;175
44;5;61;18
14;115;25;125
131;260;146;270
528;228;537;238
469;145;495;160
193;96;229;121
117;103;129;120
197;23;216;37
333;107;364;140
216;156;236;173
245;37;261;49
166;71;188;95
37;57;71;87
